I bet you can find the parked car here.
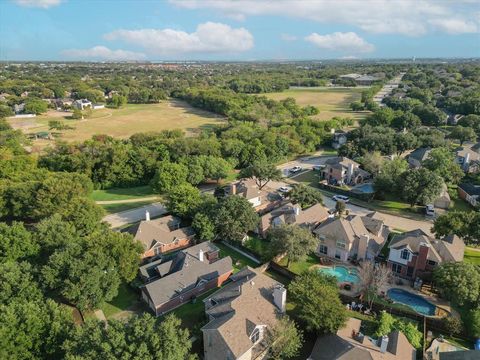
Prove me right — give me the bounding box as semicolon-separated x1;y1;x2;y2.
278;186;291;193
332;195;350;203
425;204;435;216
312;164;326;171
289;166;302;173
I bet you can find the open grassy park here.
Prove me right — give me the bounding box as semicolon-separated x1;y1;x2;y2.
8;100;225;148
264;87;368;121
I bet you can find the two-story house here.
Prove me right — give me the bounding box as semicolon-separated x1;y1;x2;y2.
201;267;286;360
387;229;465;280
455;143;480;173
313;212;389;262
320;157;371;185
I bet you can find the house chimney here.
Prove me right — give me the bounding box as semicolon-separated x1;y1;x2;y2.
379;335;389;353
145;210;150;221
347;163;354;181
199;249;204;262
273;285;287;313
231;183;237;195
294;206;300;216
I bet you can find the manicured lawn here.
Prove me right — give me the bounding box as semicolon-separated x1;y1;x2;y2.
243;235;271;261
264;88;367;121
101;283;139;319
276;253;319;275
450;197;474;212
290;169;321;187
100;200;159;214
215;242;260;272
91;185;156;201
464;248;480;265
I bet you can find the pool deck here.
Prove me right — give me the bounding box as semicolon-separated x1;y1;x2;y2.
314;264;362;297
379;282;457;318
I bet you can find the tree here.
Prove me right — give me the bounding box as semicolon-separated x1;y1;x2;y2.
357;262;392;309
401;168;443;206
267;316;304;359
288;184;323;209
443;316;463;337
361;151;384;176
449;126;477;145
364;107;396;127
240;160;281;189
70;109;83;119
24;98;48;115
0;104;13;118
63;314;194;360
60;197;105;236
458;114;480;134
467;308;480;339
107;94;127;108
268;224;317;266
373;157;408;196
288;271;347;333
214;195;258;243
150;161;188;193
434;262;480;307
432;211;480;245
335;200;346;216
48;120;72;130
166;183;202;218
0;221;39;263
423;147;464;185
392;112;421;130
0;261;43;305
192;212;216;241
375;312;422;349
202;156;232;183
350;101;365;111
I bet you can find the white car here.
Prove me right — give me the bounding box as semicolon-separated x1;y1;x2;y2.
289;166;302;173
332;195;350;203
425;204;435;216
278;186;291;193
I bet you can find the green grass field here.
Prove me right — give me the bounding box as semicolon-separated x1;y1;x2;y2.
264;87;368;121
215;243;260;272
276;253;319;275
100;200;159;214
9;100;225;149
101;283;138;318
464;248;480;265
91;185;156;201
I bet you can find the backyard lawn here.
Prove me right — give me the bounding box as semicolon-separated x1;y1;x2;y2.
464;248;480;265
100;200;159;214
216;242;260;272
276;253;319;275
90;185;157;202
101;283;139;319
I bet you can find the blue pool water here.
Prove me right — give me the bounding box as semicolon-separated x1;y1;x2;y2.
351;183;375;194
387;288;436;316
319;266;360;284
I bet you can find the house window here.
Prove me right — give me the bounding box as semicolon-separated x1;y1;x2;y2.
318;235;326;243
251;328;260;343
319;245;328;255
427;260;437;266
392;263;402;274
335;250;342;260
336;240;347;249
400;249;410;260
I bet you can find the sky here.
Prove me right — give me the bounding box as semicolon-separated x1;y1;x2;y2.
0;0;479;61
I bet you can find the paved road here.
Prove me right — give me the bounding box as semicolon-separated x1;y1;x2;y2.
264;180;434;236
278;153;336;177
96;196;160;205
103;202;167;228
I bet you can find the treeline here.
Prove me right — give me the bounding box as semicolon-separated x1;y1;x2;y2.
39;116;351;189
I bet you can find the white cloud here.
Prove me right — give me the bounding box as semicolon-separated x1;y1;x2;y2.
340;56;358;60
305;32;374;54
428;18;478;34
61;46;146;61
104;22;254;55
170;0;479;36
280;33;297;41
14;0;62;8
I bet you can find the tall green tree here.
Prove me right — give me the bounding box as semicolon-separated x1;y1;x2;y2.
166;183;202;218
288;184;323;209
288;271;347;333
434;262;480;307
401;168;443;206
268;224;317;266
240;160;282;189
423;147;464;185
267;316;304;360
449;126;477;145
0;221;39;263
432;211;480;245
150;161;188;193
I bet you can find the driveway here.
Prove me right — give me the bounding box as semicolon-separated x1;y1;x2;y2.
264;180;434;236
278;154;336;177
103;202;167;228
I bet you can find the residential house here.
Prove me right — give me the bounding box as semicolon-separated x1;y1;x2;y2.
313;212;389;262
258;202;329;238
14;103;25;114
201;267;286;360
92;103;105;110
355;75;380;86
320;157;371;185
308;317;416;360
72;99;92;110
387;229;465;280
433;182;451;210
455;143;480;173
407;147;431;168
332;130;348;149
458;183;480;207
140;242;232;316
134;214;195;259
230;178;263;208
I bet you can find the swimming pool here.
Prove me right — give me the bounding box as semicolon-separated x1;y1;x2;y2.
319;266;360;284
351;183;375;194
387;288;436;316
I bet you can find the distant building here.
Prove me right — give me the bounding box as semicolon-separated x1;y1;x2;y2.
134;214;195;259
355;75;380;86
320;157;371;185
140;242;232;316
309;317;416;360
202;267;286;360
455;143;480;173
387;229;465;280
332;130;347;149
72;99;92;110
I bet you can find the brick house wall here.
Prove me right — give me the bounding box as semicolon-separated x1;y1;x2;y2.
141;236;194;259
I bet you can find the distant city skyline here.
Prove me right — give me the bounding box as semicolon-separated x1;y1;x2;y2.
1;0;479;61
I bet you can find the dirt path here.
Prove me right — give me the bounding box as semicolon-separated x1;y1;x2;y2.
96;196;160;205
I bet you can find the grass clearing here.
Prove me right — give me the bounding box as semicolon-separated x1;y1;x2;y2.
101;283;138;319
264;87;368;121
9;100;225;148
216;242;260;272
91;185;156;201
276;253;319;275
100;200;159;214
464;248;480;265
